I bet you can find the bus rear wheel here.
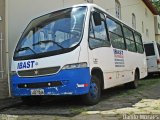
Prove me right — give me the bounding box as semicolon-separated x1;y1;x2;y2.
125;71;139;89
82;76;101;105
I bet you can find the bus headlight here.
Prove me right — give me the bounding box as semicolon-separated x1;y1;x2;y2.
62;62;87;70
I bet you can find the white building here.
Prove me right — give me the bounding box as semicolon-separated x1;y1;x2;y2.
0;0;159;98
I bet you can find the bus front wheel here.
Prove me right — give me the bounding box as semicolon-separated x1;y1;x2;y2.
82;76;101;105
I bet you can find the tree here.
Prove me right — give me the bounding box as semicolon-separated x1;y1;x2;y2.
152;0;160;12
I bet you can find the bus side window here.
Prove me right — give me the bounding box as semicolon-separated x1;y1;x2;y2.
106;17;125;50
22;30;34;48
134;32;144;53
93;12;102;26
123;26;136;52
89;11;110;49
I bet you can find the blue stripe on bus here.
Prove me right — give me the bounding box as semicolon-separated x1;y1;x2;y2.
11;67;91;96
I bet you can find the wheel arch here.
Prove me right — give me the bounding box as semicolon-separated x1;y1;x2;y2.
91;67;104;90
135;67;140;78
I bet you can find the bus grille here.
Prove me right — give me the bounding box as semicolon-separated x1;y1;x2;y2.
18;81;62;88
17;66;60;77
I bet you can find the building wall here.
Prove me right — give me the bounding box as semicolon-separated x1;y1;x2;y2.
93;0;115;16
0;0;9;99
93;0;156;41
7;0;61;63
154;16;160;34
120;0;155;41
156;35;160;43
154;15;160;43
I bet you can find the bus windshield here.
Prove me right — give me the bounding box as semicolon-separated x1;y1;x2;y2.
14;7;87;60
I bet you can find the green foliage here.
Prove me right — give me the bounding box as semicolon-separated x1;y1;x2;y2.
152;0;160;13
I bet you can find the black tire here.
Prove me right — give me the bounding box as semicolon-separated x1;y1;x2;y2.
21;96;42;106
125;70;139;89
81;76;101;105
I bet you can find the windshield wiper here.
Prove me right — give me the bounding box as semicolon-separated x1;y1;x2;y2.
16;47;36;54
33;40;64;49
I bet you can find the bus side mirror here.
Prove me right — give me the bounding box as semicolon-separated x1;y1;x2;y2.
93;12;102;26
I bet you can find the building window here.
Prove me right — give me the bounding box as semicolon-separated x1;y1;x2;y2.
146;29;149;37
132;13;136;29
142;21;144;33
115;0;121;19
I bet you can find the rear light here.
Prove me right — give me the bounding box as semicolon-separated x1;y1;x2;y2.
157;59;160;64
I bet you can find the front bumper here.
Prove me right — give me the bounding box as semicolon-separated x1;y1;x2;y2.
11;67;91;96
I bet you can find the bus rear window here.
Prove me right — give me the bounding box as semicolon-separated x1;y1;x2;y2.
144;43;155;56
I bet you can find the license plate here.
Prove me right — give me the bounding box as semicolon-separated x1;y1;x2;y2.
31;89;44;95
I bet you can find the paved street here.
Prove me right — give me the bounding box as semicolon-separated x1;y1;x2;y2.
0;76;160;120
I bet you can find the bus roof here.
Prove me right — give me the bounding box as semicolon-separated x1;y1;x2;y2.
31;3;141;37
143;40;157;44
72;3;141;35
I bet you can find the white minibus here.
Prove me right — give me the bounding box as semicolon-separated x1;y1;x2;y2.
144;41;160;74
11;4;147;105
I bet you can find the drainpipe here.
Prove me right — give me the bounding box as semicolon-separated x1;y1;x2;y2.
5;0;11;97
0;17;3;79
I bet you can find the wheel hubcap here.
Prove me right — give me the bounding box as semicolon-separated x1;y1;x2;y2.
90;82;98;99
135;73;138;87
